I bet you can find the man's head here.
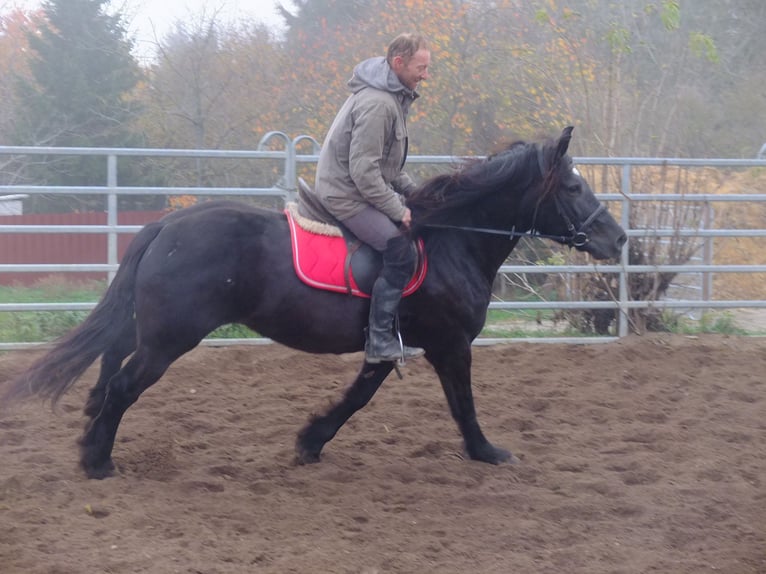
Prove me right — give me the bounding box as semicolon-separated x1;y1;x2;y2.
387;33;430;91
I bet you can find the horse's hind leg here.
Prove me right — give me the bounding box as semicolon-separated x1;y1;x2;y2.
83;319;137;425
295;361;394;464
79;344;173;478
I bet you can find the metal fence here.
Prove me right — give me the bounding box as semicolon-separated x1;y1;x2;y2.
2;136;766;349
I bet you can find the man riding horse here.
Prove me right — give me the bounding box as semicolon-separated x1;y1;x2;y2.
305;33;431;364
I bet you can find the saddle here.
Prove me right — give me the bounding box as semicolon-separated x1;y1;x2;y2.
285;182;427;298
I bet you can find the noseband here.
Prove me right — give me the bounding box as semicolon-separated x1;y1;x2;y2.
552;195;605;248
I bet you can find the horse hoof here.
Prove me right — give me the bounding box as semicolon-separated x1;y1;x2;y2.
294;449;321;466
82;459;116;479
466;443;515;465
494;447;517;464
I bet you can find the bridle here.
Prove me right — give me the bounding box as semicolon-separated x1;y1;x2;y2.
538;145;605;248
420;145;605;247
552;194;605;248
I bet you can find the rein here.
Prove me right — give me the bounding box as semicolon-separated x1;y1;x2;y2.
420;222;573;243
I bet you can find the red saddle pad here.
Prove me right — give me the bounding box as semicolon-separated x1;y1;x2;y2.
285;208;426;298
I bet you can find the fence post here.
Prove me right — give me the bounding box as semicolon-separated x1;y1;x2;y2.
702;201;714;303
618;163;631;337
291;135;321;198
257;131;294;203
107;154;118;284
284;139;296;203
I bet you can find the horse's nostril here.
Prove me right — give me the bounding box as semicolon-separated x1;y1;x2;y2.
617;233;627;248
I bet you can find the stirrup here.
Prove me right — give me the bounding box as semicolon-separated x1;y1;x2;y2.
365;331;424;365
394;329;424;364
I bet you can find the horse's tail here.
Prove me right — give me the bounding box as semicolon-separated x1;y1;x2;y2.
2;221;165;406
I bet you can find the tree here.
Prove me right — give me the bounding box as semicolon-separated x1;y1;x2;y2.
675;0;766;157
10;0;146;210
277;0;602;157
134;15;286;192
278;0;378;139
526;0;739;157
0;9;40;184
16;0;141;147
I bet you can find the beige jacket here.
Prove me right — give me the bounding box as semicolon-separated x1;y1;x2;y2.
313;57;418;223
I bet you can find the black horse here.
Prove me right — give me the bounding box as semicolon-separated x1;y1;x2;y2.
3;127;626;479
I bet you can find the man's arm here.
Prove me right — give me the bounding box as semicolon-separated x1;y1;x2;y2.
348;102;407;222
391;172;416;197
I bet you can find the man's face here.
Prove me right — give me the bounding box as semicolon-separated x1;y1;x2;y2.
392;49;431;91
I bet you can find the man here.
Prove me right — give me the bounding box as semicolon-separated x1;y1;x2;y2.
312;33;430;363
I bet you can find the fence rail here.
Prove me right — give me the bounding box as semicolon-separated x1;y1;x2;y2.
2;139;766;348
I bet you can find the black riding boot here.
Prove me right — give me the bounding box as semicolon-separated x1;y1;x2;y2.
364;236;424;364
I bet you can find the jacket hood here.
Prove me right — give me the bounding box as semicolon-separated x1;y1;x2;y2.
348;56;417;98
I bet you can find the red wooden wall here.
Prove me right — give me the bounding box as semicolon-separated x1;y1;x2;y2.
0;211;167;285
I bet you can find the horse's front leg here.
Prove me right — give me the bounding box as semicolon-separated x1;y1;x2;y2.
428;341;514;464
295;361;394;464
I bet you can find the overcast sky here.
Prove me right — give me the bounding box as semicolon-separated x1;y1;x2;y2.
3;0;288;60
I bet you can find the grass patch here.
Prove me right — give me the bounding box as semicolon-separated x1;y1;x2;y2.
0;310;91;343
208;324;259;339
480;307;583;338
663;311;751;336
0;278;266;343
0;278;104;343
0;277;106;303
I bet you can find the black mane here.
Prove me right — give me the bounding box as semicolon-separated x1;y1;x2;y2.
407;139;550;233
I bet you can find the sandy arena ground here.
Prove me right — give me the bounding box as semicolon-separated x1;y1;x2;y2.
1;334;765;573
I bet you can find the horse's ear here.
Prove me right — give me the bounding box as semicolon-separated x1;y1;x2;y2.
555;126;574;159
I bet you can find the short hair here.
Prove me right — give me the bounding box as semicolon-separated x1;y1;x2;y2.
386;34;429;66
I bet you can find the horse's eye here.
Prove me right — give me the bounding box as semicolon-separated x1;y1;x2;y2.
566;183;580;194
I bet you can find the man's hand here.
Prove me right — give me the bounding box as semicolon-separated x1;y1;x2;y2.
400;208;413;229
402;207;412;229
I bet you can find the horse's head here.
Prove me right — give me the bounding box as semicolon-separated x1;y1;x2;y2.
530;127;626;260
